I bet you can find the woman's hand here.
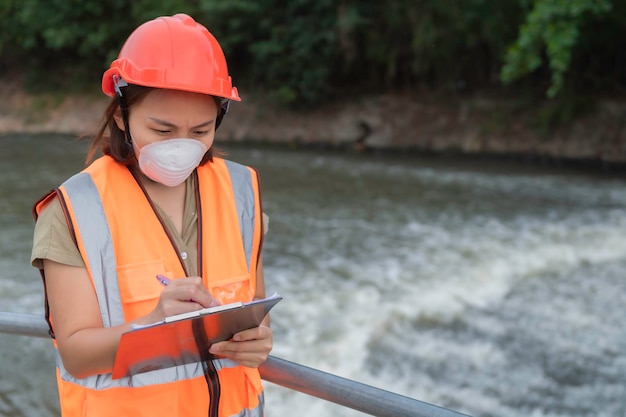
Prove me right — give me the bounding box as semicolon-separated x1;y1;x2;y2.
209;325;273;368
147;276;220;323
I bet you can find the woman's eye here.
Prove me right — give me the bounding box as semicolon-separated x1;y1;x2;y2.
153;129;171;134
194;131;208;136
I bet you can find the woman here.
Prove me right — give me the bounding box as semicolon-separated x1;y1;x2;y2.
31;13;271;417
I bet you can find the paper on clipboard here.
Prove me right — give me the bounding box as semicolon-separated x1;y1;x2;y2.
112;293;282;379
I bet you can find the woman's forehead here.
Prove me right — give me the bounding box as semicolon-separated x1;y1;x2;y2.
137;89;218;116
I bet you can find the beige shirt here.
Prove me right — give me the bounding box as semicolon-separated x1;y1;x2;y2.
31;175;268;275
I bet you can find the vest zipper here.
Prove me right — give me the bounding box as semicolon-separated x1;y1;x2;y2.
193;171;221;417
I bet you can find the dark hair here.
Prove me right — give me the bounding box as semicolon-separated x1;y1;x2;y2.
86;84;217;166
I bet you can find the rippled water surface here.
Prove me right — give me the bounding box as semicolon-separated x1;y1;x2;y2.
1;134;625;416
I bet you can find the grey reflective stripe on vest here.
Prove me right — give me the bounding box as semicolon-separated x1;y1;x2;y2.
224;160;256;270
55;349;208;389
62;172;123;327
58;166;256;390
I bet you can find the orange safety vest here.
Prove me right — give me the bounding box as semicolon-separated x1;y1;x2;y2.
34;156;265;417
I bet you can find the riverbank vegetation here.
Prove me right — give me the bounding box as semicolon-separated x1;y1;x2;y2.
2;1;623;109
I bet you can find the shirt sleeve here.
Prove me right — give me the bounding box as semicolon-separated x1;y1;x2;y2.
31;195;86;269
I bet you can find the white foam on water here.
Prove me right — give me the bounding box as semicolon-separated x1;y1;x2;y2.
263;170;626;416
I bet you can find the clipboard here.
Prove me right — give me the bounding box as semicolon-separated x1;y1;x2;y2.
111;293;282;379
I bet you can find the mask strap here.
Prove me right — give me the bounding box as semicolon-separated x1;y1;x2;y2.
113;75;133;148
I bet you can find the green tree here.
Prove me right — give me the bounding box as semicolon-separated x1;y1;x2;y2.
1;0;202;91
199;0;338;106
501;0;612;97
2;0;625;106
339;0;523;93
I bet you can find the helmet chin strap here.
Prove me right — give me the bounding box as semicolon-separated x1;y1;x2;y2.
113;75;133;149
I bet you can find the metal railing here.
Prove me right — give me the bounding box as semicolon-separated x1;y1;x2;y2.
0;311;471;417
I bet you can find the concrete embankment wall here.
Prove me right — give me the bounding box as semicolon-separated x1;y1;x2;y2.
2;84;625;166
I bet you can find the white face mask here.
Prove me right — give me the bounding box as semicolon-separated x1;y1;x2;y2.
136;138;208;187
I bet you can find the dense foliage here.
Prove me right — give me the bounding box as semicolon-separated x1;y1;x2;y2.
0;0;624;106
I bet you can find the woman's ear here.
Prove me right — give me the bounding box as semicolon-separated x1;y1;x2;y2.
113;108;125;131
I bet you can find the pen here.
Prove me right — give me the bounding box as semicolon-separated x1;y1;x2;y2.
157;275;222;307
156;274;171;286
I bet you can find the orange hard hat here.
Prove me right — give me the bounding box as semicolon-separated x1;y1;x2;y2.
102;13;240;101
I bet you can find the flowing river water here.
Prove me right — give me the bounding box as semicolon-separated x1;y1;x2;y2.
0;134;625;417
